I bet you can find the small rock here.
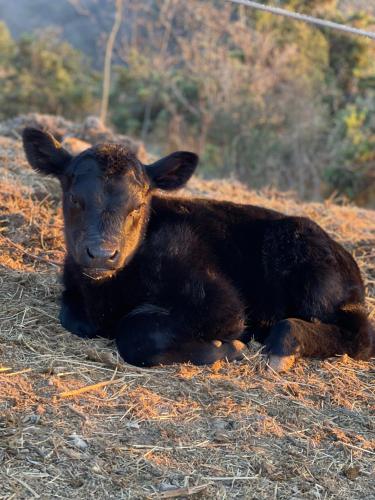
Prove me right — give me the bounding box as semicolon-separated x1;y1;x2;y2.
125;419;140;429
213;419;226;431
62;446;85;460
213;431;230;443
69;433;88;450
343;465;361;480
22;414;41;424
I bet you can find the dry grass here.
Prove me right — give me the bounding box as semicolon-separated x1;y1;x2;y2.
0;136;374;499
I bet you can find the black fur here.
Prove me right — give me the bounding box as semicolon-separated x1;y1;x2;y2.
22;127;375;368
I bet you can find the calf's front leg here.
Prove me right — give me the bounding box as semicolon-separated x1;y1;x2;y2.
115;271;248;366
115;309;246;367
60;289;98;338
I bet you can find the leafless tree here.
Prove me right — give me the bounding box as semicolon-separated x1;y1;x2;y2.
100;0;123;125
113;0;331;198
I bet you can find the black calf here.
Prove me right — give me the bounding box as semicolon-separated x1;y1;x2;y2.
22;127;375;370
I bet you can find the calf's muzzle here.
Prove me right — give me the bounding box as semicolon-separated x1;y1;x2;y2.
82;242;121;270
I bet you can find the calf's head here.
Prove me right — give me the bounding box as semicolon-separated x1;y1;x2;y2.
22;128;198;280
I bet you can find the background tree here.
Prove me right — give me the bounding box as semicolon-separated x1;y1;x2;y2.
0;0;374;206
100;0;123;125
0;28;98;120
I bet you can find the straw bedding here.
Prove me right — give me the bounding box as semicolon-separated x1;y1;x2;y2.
0;135;374;499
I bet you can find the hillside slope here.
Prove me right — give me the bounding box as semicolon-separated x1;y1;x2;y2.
0;127;374;499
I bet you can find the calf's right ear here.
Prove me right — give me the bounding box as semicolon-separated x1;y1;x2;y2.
146;151;199;191
22;127;72;177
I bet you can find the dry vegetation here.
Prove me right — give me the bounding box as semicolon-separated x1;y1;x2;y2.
0;133;374;499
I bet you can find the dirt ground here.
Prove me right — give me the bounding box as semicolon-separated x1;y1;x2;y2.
0;135;374;499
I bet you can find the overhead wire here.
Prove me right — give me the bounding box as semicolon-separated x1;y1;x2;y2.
228;0;375;40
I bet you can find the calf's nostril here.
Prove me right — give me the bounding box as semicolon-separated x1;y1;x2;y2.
109;250;119;261
86;246;119;262
87;247;95;259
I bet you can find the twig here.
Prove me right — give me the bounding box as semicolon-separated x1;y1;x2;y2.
9;476;40;498
204;476;254;481
342;442;375;456
66;404;88;420
126;440;210;451
3;368;33;377
150;484;209;498
58;377;124;398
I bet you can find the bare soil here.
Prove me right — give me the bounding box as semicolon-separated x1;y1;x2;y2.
0;135;374;499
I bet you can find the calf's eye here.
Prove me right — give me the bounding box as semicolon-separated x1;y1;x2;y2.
129;206;144;219
69;194;81;207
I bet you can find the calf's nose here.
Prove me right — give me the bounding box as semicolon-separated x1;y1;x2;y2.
86;245;120;267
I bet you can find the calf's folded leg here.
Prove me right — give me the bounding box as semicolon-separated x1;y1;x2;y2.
264;319;343;372
115;308;246;367
265;305;374;371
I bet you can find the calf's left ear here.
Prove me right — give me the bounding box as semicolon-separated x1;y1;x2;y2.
146;151;199;190
22;127;72;177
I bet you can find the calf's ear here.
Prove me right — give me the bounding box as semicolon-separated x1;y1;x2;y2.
22;127;72;177
146;151;198;190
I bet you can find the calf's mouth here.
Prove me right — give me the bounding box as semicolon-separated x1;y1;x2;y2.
81;267;117;281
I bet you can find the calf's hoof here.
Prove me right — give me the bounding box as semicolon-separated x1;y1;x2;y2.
267;354;296;372
220;339;247;362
